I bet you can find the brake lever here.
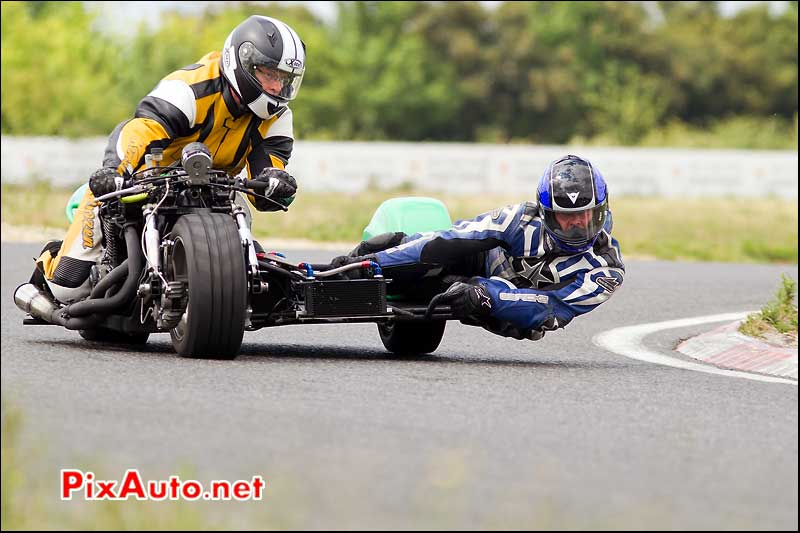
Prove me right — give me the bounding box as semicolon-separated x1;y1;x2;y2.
236;178;291;212
227;185;289;212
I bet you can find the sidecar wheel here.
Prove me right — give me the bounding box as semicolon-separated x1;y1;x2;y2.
167;213;247;359
378;320;446;355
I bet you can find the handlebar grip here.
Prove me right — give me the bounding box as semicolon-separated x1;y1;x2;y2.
242;179;269;192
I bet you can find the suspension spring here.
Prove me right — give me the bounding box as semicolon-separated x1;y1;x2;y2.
103;217;121;265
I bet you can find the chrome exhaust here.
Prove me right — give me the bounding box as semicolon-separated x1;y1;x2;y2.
14;283;60;323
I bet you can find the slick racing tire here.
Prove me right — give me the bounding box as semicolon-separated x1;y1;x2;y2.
378;320;446;355
167;213;247;359
79;328;150;345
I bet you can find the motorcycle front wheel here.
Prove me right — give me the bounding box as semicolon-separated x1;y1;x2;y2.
167;213;247;359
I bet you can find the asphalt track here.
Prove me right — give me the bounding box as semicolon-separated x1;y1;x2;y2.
2;242;797;529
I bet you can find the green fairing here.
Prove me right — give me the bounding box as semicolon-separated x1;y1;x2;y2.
66;183;150;223
65;183;89;223
362;197;452;241
67;190;451;240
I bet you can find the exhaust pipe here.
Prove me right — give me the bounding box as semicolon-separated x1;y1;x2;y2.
14;223;143;330
14;283;103;330
14;283;61;321
64;224;143;318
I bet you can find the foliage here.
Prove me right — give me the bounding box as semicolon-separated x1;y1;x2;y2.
739;274;799;340
637;114;799;150
1;1;797;147
0;2;130;137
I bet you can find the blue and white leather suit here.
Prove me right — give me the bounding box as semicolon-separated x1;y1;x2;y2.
374;202;625;340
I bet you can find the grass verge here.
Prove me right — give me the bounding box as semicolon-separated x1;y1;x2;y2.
738;274;799;346
2;398;644;529
1;182;797;263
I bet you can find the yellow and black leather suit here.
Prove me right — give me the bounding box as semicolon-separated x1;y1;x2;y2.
105;50;294;210
37;51;295;303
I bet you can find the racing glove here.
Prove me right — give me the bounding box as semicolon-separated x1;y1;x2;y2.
89;167;122;197
480;315;559;341
254;167;297;209
329;254;379;279
436;277;493;320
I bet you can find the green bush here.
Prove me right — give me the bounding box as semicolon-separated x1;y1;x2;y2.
637;115;798;150
739;274;799;339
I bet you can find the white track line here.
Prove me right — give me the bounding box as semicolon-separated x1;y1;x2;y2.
592;312;798;386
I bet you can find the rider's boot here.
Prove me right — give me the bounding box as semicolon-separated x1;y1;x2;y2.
29;240;62;295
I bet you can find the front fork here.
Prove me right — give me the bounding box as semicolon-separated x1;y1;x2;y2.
141;205;261;330
140;204;184;329
232;204;266;294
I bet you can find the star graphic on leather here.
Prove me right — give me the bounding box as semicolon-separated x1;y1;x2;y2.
518;258;556;288
475;286;492;309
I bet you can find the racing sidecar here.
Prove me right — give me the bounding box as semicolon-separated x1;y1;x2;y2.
235;195;459;356
20;176;459;357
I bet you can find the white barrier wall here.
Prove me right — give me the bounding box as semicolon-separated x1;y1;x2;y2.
1;136;797;198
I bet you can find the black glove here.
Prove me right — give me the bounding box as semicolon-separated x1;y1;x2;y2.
329;254;378;279
436;278;493;320
351;232;407;256
255;167;297;203
483;314;560;341
89;167;122;197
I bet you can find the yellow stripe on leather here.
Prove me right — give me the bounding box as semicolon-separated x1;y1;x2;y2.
44;187;97;279
117;118;171;174
269;154;285;169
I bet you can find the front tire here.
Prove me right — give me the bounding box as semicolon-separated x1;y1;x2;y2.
167;213;247;359
378;320;446;355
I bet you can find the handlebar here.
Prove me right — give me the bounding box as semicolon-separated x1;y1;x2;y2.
97;170;287;211
241;178;270;192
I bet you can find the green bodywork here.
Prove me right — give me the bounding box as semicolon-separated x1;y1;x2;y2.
362;197;452;240
67;189;453;242
65;183;89;223
65;183;148;222
362;197;452;301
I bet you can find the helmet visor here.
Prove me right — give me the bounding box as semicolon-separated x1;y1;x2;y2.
239;42;304;101
542;202;608;248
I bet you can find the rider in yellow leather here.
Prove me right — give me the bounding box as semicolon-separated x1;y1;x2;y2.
33;15;306;304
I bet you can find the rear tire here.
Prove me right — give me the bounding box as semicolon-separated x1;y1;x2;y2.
378;320;446;355
167;213;247;359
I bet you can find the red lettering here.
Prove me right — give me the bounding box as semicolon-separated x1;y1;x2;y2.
169;476;181;499
182;480;202;500
61;469;84;500
233;481;250;500
211;481;230;499
148;480;168;500
252;476;266;500
96;480;117;499
118;469;146;500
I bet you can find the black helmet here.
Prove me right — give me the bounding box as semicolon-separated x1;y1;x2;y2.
220;16;306;119
536;155;609;253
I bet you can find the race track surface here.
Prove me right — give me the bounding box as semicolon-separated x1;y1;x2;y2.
2;243;797;529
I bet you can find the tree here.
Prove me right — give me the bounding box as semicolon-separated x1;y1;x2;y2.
1;1;129;137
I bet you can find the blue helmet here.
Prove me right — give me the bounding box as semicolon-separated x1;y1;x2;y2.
537;155;609;253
